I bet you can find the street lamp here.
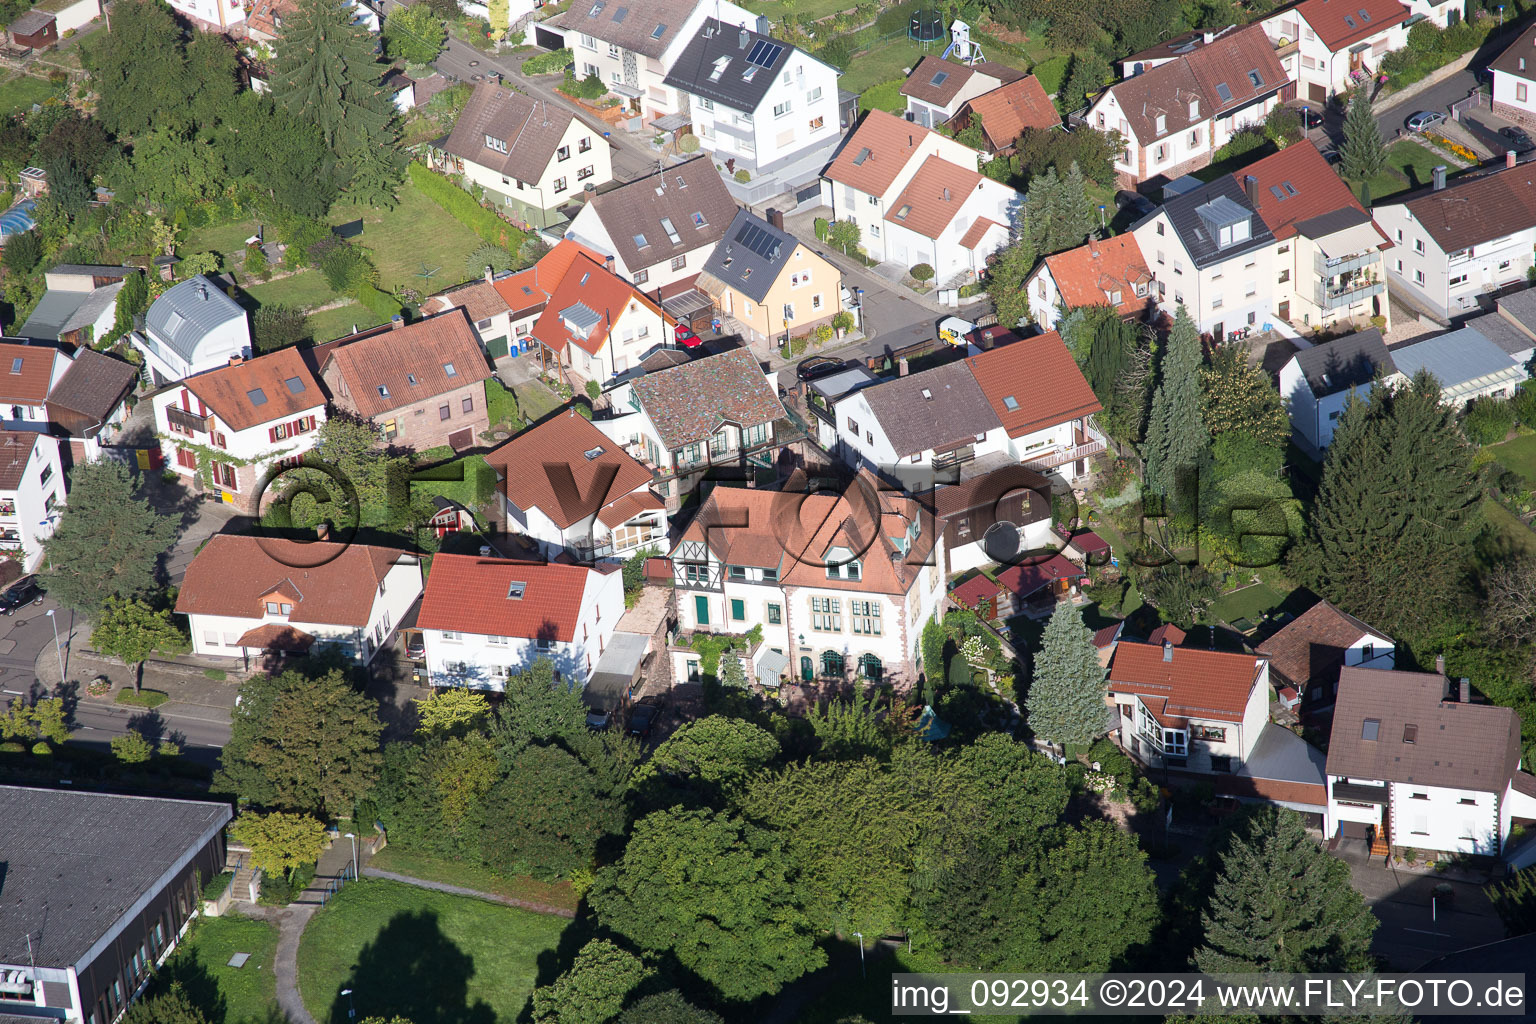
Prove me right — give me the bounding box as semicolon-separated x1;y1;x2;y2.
344;832;358;879
44;609;63;686
1498;4;1505;24
341;988;356;1021
852;931;866;978
1098;204;1106;232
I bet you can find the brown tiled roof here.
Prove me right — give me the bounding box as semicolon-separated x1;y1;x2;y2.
235;623;315;652
959;217;1004;249
584;157;737;273
884;156;982;240
1394;163;1536;253
183;348;321;432
1108;640;1264;723
1326;666;1522;793
529;252;663;357
0;343;63;404
429;280;511;323
246;0;295;36
1235;143;1375;241
417;552;596;641
965;331;1101;437
45;349;137;423
0;432;39;490
1489;22;1536;80
1256;599;1390;691
1122;28;1214;68
858;360;1000;458
631;347;783;449
442;84;598;183
825;109;939;198
1215;773;1327;807
1146;623;1187;646
930;464;1050;518
323;310;491;418
1040;235;1153;318
1515;771;1536;800
1279;0;1410;53
1102;24;1285;143
899;56;1023;107
484;412;655;529
547;0;691;59
958;75;1059;149
175;535;415;627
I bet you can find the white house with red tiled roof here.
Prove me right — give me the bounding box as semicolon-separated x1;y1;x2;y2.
0;431;63;570
1260;0;1462;103
530;250;671;388
417;553;625;689
1025;234;1155;330
1107;639;1272;774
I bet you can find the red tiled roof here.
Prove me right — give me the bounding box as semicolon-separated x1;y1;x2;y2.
1108;640;1263;723
1283;0;1410;53
995;553;1084;598
825;109;941;198
1234;143;1374;241
959;217;1004;249
322;310;491;417
493;239;608;318
428;280;511;323
182;348;321;432
899;56;1024;106
235;623;315;652
1040;236;1153;318
959;75;1059;149
0;343;62;404
1147;623;1187;646
965;331;1101;437
175;536;413;627
596;489;664;528
885;156;983;240
484;412;655;530
1093;622;1124;648
951;573;1001;610
416;552;595;641
529;252;662;357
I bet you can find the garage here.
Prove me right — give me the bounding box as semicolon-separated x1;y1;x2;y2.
533;25;564;51
1309;83;1326;103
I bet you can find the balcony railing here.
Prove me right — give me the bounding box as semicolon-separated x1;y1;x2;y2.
0;503;14;517
1313;279;1384;310
1022;437;1107;471
166;406;211;435
1313;250;1381;279
1274;38;1299;56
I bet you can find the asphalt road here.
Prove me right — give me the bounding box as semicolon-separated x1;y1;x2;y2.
67;698;231;769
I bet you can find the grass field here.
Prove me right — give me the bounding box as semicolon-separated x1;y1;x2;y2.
242;270;340;311
308;302;376;342
1481;498;1536;562
296;878;571;1024
0;73;60;117
157;915;281;1024
839;35;940;94
1355;139;1448;201
368;846;578;913
1490;433;1536;487
1208;580;1288;626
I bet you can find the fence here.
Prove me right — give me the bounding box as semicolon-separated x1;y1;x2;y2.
316;857;358;907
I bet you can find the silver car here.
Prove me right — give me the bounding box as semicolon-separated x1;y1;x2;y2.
1406;110;1445;133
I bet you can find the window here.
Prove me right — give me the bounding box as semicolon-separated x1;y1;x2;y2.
487;635;508;645
1450;273;1468;286
1415;238;1425;253
484;134;508;153
1411;791;1429;800
1361;718;1380;740
1403;724;1418;743
1154;143;1168;162
1278;269;1290;283
767;602;782;624
728;565;746;580
807;86;822;103
579;137;592;152
578;165;595;180
809;115;824;131
633;268;649;285
1210;755;1232;772
810;596;842;631
1212;294;1224;310
783;302;795;321
1193;724;1226;742
608;41;619;56
1156;222;1165;236
850;599;882;635
762;567;777;581
731;598;746;621
869;225;879;237
37;463;51;486
773;100;791;117
1415;269;1426;285
812;293;823;310
583;61;598;76
671;254;687;271
556;144;571;161
1520;83;1530;102
554;177;568;193
462;395;474;414
847;417;859;433
1459;797;1478;805
698;96;713;110
537;637;555;650
382;419;397;441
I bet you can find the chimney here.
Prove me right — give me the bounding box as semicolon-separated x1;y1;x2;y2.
1243;174;1258;206
390;314;405;330
316;523;329;540
228;354;244;367
1162;639;1174;662
739;27;748;48
484;264;494;284
1459;679;1470;703
898;356;909;376
1432;165;1447;191
1508;149;1518;169
767;208;784;230
1435;653;1446;675
604;254;616;273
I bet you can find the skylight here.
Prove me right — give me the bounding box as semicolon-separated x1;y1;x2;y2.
660;216;681;243
1002;395;1019;411
8;358;20;374
377;385;390;398
931;70;949;86
1215;82;1232;103
650;22;665;38
1362;718;1380;741
407;373;419;386
611;4;627;21
1343;14;1356;27
583;446;606;460
284;376;306;393
742;65;759;81
1283;181;1298;196
634;233;650;248
443;362;458;377
920;388;932;400
1359;8;1371;20
692;211;707;227
1246;69;1263;87
247;387;268;406
852;147;871;165
894;204;911;220
588;0;603;15
709;57;730;81
507;581;526;600
1403;723;1417;743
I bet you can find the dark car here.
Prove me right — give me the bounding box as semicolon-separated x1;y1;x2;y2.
1320;148;1342;165
628;694;665;738
1299;107;1324;129
796;356;845;382
1114;189;1155;217
586;708;612;731
1499;126;1535;153
1;576;42;615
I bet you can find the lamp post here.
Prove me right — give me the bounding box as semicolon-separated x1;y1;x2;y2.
1498;4;1505;25
344;832;358;879
44;609;63;685
853;931;866;978
1098;204;1106;233
341;988;355;1021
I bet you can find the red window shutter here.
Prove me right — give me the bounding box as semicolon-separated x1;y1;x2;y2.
290;419;301;435
196;398;206;416
180;390;190;411
268;427;278;442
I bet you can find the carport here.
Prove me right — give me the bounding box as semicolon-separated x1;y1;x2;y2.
584;631;650;712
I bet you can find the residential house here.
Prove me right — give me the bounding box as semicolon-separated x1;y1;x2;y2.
245;0;295;42
152;347;326;513
442;238;609;358
176;535;422;664
949;74;1059;154
1387;323;1526;406
966;331;1105;481
0;786;231;1024
932;464;1053;573
483;410;665;560
320;311;492;451
950;552;1086;619
1086;24;1289;190
1260;0;1416;102
546;0;758;124
1491;21;1536;128
1373;160;1536;320
418;553;624;688
1466;289;1536;369
564;156;737;298
696;208;843;352
1258;599;1394;710
1026;233;1154;330
1107;639;1272;774
0;431;63;569
1279;327;1396;450
1325;664;1536;857
0;341;70;433
822;109;1018;274
899;55;1026;129
1118;27;1220;78
663;20;843;176
669;477;946;688
130;275;251;387
165;0;245;34
423;269;517;356
44;347;139;464
596;346;783;500
384;68;451;113
428;83;614;229
16;264;138;346
528;249;670;386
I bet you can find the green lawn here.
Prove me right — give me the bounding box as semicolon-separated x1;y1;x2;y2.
512;377;567;424
484;377;522;431
308;302;377;343
157;915;281;1024
1481;498;1536;562
368;846;578;913
741;0;857;25
296;878;571;1024
0;73;60;117
242;270;340;311
839;35;936;94
183;220;262;259
1208;580;1288;627
1490;433;1536;487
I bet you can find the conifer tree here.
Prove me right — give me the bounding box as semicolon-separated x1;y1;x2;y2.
1289;369;1478;642
1060;160;1096;247
1025;601;1107;747
1026;166;1063;254
1142;305;1210;498
1194;807;1376;973
1340;91;1387;182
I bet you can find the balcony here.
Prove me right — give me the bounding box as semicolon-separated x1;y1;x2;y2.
1021;424;1108;472
1274;37;1298;56
166;406;211;434
1313;250;1381;278
0;502;14;517
1314;279;1384;310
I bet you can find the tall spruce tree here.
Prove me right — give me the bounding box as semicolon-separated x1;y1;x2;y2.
1025;601;1108;747
1142;305;1210;497
1340;91;1387;182
1059;161;1096;247
1194;807;1376;973
271;0;404;203
1026;167;1063;254
1289;369;1479;642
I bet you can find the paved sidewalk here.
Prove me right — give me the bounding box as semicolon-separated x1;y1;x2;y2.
362;867;577;918
237;903;317;1024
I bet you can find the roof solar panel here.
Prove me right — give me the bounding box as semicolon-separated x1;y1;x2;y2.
746;39;783;68
735;221;782;260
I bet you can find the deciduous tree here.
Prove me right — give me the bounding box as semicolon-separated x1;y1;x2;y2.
90;597;190;692
414;688;491;737
229;810;327;880
480;741;626;878
985;233;1036;329
1201;342;1290;451
530;939;651;1024
1026;601;1109;747
383;3;446;65
252;304;312;353
42;460;179;615
827;218;860;255
619;991;723;1024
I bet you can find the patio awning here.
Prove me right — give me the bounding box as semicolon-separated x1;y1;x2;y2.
584;632;649;710
1348;41;1372;53
661;288;714;320
236;623;316;653
651;112;690;132
609;81;643;99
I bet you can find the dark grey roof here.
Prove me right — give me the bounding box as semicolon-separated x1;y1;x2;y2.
46;348;139;424
808;364;879;399
582;157;736;273
16;289;92;342
8;8;53;34
1291;205;1373;239
1138;174;1274;269
663;19;801;112
1390;325;1520;388
1496;288;1536;335
0;786;230;969
585;630;649;708
144;275;247;363
858;360;1001;458
698;209;796;304
1236;721;1326;789
1464;311;1536;359
46;264;139;281
1291;328;1395;397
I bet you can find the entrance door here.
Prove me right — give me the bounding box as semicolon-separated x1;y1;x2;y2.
694;595;709;626
1349;50;1362;72
1277;300;1290;322
801;656;813;681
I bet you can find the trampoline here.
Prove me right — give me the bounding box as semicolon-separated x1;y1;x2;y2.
0;200;36;239
908;8;943;42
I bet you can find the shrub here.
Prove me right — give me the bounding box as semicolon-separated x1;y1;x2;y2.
111;731;154;764
317;241;376;294
0;740;24;753
910;263;935;282
813;217;830;241
1212;129;1269;165
831;310;854;332
408;163;526;250
1463;396;1516;445
734;168;751;182
814;324;834;344
858;80;904;113
678;133;700;154
585;380;601;401
1511;384;1536;427
1407;20;1445;53
1032;54;1071;96
244;242;270;280
561;69;608;100
816;34;855;70
523;47;573;74
31;741;51;755
355;285;403;322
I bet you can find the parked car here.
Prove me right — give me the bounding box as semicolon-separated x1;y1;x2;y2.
1499;126;1535;153
1406;110;1446;133
674;323;703;348
1;576;42;615
402;630;425;662
628;694;665;738
1319;148;1342;165
1114;189;1155;217
586;709;612;731
1299;107;1324;129
796;356;845;382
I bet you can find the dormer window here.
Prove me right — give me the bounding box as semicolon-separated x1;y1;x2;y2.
1188;98;1198;119
1403;723;1417;743
485;135;508;154
1155;113;1166;135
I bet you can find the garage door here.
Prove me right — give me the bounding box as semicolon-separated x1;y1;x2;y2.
1309;83;1326;103
486;335;509;359
534;25;563;50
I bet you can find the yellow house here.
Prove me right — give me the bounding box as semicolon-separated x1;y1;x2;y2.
697;209;844;355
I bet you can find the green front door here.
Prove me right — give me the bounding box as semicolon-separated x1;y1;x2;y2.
695;595;709;626
801;656;814;681
486;335;509;359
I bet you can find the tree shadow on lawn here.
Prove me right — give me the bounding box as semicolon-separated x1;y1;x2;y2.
326;909;496;1024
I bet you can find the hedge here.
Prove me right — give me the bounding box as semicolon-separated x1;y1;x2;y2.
1032;54;1071;97
356;284;403;322
859;80;905;113
409;162;526;251
523;47;572;74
